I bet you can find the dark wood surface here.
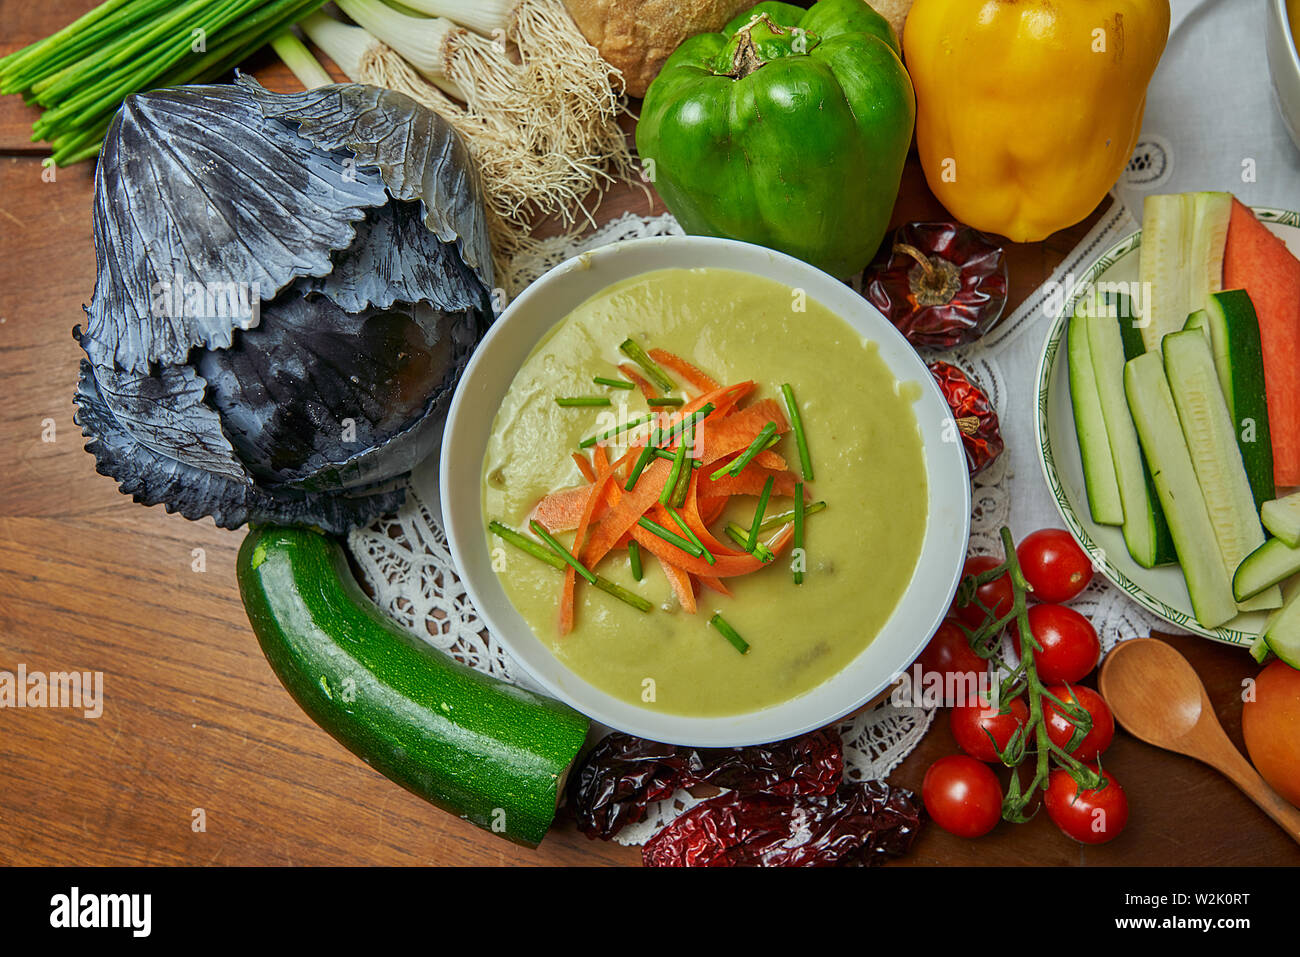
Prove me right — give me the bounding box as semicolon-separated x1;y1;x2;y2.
1;1;1297;867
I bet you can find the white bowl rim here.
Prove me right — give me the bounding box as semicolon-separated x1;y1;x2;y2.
440;234;971;746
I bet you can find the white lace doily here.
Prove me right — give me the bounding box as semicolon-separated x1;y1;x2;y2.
348;203;1175;847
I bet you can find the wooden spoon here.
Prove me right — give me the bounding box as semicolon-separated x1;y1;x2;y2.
1099;637;1300;843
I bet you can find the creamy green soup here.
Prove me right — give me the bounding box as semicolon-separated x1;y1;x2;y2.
483;268;928;716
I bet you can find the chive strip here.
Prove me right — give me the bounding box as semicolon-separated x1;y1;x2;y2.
488;522;651;612
710;613;750;655
660;439;687;506
653;448;702;468
625;442;656;491
670;428;696;508
747;475;775;552
556;396;612;407
667;506;714;566
793;482;805;585
650;403;715;449
724;523;775;563
781;383;814;480
636;517;704;557
529;520;597;584
579;414;654;449
647;397;684;407
759;500;827;533
710;421;777;481
619;338;675;393
594;376;635;390
628;539;643;581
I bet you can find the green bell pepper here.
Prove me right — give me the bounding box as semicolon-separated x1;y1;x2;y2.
636;0;915;279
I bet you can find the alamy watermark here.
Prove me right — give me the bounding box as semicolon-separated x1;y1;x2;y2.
0;664;103;719
1042;274;1152;326
149;273;260;322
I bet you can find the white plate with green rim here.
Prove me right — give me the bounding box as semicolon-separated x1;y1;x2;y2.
1034;206;1300;647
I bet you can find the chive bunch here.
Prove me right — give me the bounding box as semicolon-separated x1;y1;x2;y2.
0;0;327;165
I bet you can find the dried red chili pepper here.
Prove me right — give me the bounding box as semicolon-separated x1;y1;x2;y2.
568;728;843;840
865;222;1008;349
929;360;1004;476
642;782;922;867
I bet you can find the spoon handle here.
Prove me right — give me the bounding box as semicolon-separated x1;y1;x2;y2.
1208;740;1300;844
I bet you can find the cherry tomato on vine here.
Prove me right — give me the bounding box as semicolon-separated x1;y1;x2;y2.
1013;603;1100;684
921;755;1003;838
950;695;1029;763
1043;685;1114;762
1017;528;1094;602
917;619;987;685
951;555;1015;631
1044;767;1128;844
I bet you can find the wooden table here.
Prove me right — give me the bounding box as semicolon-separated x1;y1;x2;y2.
2;1;1297;868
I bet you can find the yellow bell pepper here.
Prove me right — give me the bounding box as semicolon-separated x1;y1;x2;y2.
903;0;1170;242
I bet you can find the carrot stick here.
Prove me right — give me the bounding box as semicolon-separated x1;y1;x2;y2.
572;451;597;483
618;363;658;400
582;457;676;569
657;554;697;613
560;468;615;635
648;348;719;393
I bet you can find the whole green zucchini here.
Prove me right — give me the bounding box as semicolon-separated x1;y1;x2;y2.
237;525;590;848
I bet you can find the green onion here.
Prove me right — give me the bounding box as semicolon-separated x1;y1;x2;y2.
488;521;651;612
759;500;826;533
647;397;684;407
628;540;643;581
594;376;635;390
529;520;596;585
781;383;814;480
747;475;775;552
270;30;332;89
667;506;714;566
636;517;704;557
625;443;656;491
724;523;775;563
660;440;687;506
710;421;777;481
579;414;654;449
556;396;612;407
619;338;675;393
793;483;805;585
1;0;330;164
652;448;701;469
709;613;750;655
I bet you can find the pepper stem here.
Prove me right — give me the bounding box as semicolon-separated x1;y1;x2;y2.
724;12;786;79
896;241;962;308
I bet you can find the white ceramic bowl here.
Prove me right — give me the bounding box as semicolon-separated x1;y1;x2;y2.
440;236;971;746
1267;0;1300;153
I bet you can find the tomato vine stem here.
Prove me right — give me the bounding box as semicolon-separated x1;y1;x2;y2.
951;527;1108;822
